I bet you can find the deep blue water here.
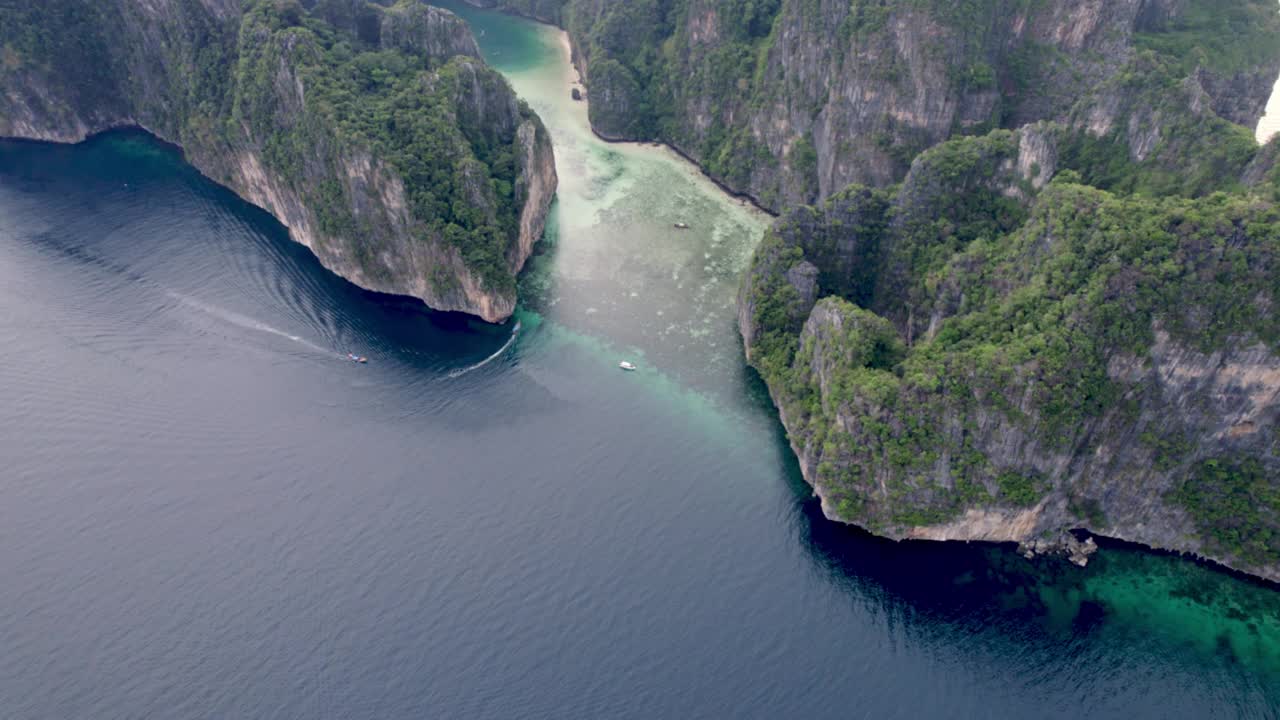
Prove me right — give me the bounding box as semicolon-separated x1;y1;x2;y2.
1;10;1279;717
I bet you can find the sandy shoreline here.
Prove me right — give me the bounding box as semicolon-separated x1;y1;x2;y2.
546;24;773;219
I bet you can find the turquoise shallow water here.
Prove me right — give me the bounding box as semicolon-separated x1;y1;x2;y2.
0;5;1277;717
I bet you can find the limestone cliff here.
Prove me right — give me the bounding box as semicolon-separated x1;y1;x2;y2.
466;0;1280;212
455;0;1280;579
0;0;556;322
739;125;1280;581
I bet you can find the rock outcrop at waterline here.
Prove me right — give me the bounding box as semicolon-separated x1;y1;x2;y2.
0;0;556;322
738;123;1280;581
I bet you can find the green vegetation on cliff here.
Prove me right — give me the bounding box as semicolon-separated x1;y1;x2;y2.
476;0;1280;211
467;0;1280;580
1133;0;1280;76
235;0;535;292
741;121;1280;572
1173;459;1280;567
1;2;127;112
1;0;554;314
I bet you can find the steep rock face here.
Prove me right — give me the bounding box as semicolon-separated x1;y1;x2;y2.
0;0;556;322
741;127;1040;356
463;0;1280;211
740;126;1280;580
456;0;1280;578
380;2;483;59
510;115;558;272
792;296;1279;558
738;184;889;366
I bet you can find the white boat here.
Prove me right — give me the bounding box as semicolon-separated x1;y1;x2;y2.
619;361;637;371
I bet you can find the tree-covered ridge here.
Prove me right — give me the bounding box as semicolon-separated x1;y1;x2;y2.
1133;0;1280;76
235;0;538;293
0;2;126;113
740;122;1280;574
473;0;1280;211
0;0;555;316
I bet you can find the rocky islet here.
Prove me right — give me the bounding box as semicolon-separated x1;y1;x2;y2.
0;0;556;321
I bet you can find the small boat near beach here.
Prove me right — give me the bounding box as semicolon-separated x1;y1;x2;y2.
619;361;637;371
673;222;690;230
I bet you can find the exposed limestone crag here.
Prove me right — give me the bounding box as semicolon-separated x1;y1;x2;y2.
0;0;556;322
739;122;1280;581
466;0;1280;211
459;0;1280;579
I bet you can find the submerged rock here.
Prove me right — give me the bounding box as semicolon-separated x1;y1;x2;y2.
1019;534;1099;567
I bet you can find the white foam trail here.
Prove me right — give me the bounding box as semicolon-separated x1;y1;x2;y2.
166;291;331;355
448;321;521;378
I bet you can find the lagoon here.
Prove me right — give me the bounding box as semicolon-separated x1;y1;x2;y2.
0;4;1277;717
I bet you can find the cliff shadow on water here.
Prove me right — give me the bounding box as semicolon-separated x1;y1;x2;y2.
0;0;558;322
795;469;1280;691
726;334;1280;695
0;130;524;377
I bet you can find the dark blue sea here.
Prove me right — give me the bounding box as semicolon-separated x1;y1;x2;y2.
0;5;1278;717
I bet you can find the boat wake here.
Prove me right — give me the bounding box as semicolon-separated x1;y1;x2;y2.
447;321;521;378
166;292;332;356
